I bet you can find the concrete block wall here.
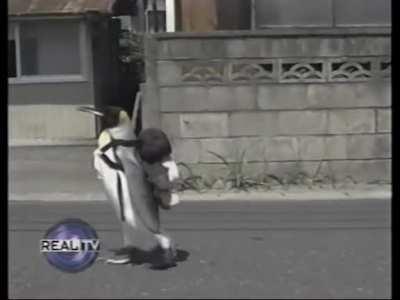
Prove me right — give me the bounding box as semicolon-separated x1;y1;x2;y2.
143;29;391;183
9;105;97;145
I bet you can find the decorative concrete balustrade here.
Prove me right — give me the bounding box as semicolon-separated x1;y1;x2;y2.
142;28;391;183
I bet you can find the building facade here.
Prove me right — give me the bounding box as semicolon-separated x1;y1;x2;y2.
8;0;137;145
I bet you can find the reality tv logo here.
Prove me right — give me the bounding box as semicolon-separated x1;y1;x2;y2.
40;219;100;273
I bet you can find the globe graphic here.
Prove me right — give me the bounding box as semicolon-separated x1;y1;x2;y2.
43;219;99;273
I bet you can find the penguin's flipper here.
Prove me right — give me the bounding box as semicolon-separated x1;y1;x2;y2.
98;131;112;149
118;110;131;125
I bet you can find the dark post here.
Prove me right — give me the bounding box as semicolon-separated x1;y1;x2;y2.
137;0;146;32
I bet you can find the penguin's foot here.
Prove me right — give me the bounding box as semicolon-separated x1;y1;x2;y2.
105;254;132;265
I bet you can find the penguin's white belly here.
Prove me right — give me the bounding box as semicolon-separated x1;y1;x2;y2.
93;148;136;228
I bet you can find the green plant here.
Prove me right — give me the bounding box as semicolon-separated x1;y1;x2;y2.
287;171;308;185
118;32;145;82
174;157;364;193
306;161;339;189
207;150;262;191
119;32;144;62
312;161;324;182
176;162;204;192
264;174;284;185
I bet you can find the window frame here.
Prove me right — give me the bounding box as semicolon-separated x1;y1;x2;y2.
251;0;391;30
8;39;17;78
8;16;89;85
145;0;167;33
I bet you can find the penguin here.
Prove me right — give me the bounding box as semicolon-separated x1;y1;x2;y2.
77;106;180;269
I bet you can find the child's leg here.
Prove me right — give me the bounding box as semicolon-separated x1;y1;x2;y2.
151;232;177;269
154;233;172;249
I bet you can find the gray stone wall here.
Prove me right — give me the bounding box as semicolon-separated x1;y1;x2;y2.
143;28;391;183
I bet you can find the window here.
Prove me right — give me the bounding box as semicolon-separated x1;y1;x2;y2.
254;0;333;28
175;0;391;31
334;0;391;26
9;19;85;82
147;10;166;32
8;24;16;78
253;0;391;29
146;0;167;33
216;0;251;30
8;40;17;78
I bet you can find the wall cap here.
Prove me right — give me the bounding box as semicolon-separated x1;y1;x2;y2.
151;27;391;40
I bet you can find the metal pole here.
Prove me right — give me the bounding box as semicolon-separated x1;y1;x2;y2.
152;0;158;32
166;0;176;32
137;0;146;32
251;0;256;30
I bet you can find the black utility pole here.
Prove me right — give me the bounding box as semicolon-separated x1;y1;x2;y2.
152;0;159;32
137;0;146;32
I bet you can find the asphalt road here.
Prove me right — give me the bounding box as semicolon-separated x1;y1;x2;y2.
9;199;391;299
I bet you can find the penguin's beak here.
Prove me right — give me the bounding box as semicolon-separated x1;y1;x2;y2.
77;106;105;117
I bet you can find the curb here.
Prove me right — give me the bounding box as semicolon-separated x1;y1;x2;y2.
9;190;392;202
180;190;392;201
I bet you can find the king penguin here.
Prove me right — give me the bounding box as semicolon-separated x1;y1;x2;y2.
77;106;180;269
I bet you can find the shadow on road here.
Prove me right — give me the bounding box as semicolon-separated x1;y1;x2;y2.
107;247;190;270
175;249;190;262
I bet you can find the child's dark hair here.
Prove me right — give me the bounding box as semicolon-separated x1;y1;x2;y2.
136;128;172;164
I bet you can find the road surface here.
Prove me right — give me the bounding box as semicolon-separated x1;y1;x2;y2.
9;199;391;299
